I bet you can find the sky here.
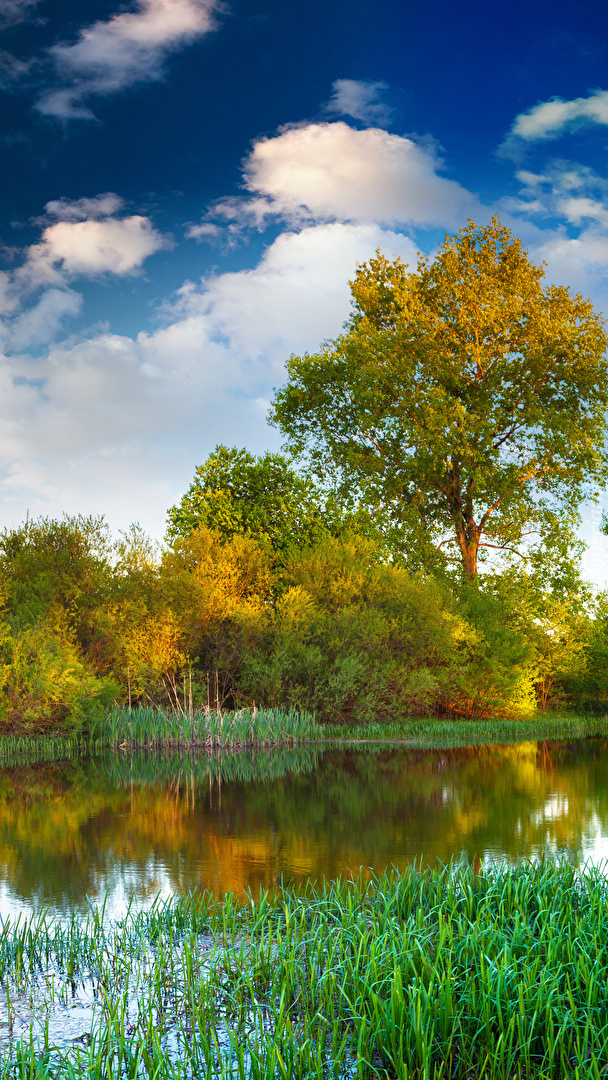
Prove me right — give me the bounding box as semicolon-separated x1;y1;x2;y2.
1;0;608;581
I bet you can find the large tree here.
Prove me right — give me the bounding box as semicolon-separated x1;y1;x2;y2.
271;218;608;579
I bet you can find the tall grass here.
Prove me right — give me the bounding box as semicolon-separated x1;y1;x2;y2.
0;863;608;1075
93;704;320;750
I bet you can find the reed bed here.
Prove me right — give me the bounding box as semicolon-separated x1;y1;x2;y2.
0;863;608;1076
94;705;321;750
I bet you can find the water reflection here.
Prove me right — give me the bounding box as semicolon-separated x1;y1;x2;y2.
1;739;608;917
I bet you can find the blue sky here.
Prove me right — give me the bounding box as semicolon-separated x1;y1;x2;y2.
1;0;608;579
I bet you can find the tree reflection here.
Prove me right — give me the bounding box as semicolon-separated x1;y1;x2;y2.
0;740;607;912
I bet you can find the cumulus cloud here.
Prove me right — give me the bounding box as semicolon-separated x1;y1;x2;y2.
0;194;167;354
35;0;220;120
532;227;608;290
201;121;478;235
0;222;417;534
324;79;395;126
21;210;167;286
174;222;418;360
503;89;608;149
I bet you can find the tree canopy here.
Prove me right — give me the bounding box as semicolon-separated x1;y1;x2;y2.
271;218;608;579
166;444;343;554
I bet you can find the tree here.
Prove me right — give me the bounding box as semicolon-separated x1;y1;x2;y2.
0;515;112;637
271;218;608;579
166;444;343;555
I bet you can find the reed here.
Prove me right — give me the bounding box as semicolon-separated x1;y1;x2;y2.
0;863;607;1076
92;704;321;750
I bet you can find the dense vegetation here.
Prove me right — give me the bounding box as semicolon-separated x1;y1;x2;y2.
0;497;606;735
3;219;608;735
0;863;607;1076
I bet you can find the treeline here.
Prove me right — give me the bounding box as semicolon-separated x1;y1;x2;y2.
0;451;607;734
6;218;608;734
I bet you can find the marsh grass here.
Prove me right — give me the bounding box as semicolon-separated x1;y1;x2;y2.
0;863;608;1076
1;708;608;762
93;705;320;750
322;711;608;747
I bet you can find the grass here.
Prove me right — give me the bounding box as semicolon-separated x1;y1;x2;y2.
0;863;608;1076
2;707;608;763
93;705;321;750
321;711;608;747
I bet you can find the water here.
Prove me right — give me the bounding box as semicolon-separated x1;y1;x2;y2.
2;738;608;919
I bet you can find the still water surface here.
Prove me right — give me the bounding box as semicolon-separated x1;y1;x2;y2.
2;738;608;919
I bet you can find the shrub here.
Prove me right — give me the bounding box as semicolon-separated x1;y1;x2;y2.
0;619;118;735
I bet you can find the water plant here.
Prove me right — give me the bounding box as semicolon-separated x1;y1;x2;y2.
0;862;607;1076
93;704;320;750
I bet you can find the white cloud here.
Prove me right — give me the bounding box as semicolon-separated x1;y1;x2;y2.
22;214;167;285
42;194;126;222
35;0;220;120
0;222;417;536
503;160;608;225
533;227;608;287
0;195;167;353
6;288;82;351
203;121;478;234
506;89;608;145
0;272;18;318
176;222;418;360
497;162;608;298
324;79;395;126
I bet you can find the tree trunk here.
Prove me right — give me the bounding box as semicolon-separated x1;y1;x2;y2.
462;542;478;580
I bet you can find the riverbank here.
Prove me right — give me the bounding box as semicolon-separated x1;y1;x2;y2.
1;707;608;762
0;862;605;1077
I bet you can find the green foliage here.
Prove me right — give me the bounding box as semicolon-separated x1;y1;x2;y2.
0;505;592;731
0;619;118;735
564;591;608;712
455;587;537;718
0;514;113;665
236;533;537;721
165;444;343;554
271;217;608;580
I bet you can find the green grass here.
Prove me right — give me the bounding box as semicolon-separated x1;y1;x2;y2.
93;704;321;750
1;863;608;1076
1;707;608;762
321;711;608;747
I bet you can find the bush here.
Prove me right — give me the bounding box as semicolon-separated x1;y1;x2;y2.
0;620;118;735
